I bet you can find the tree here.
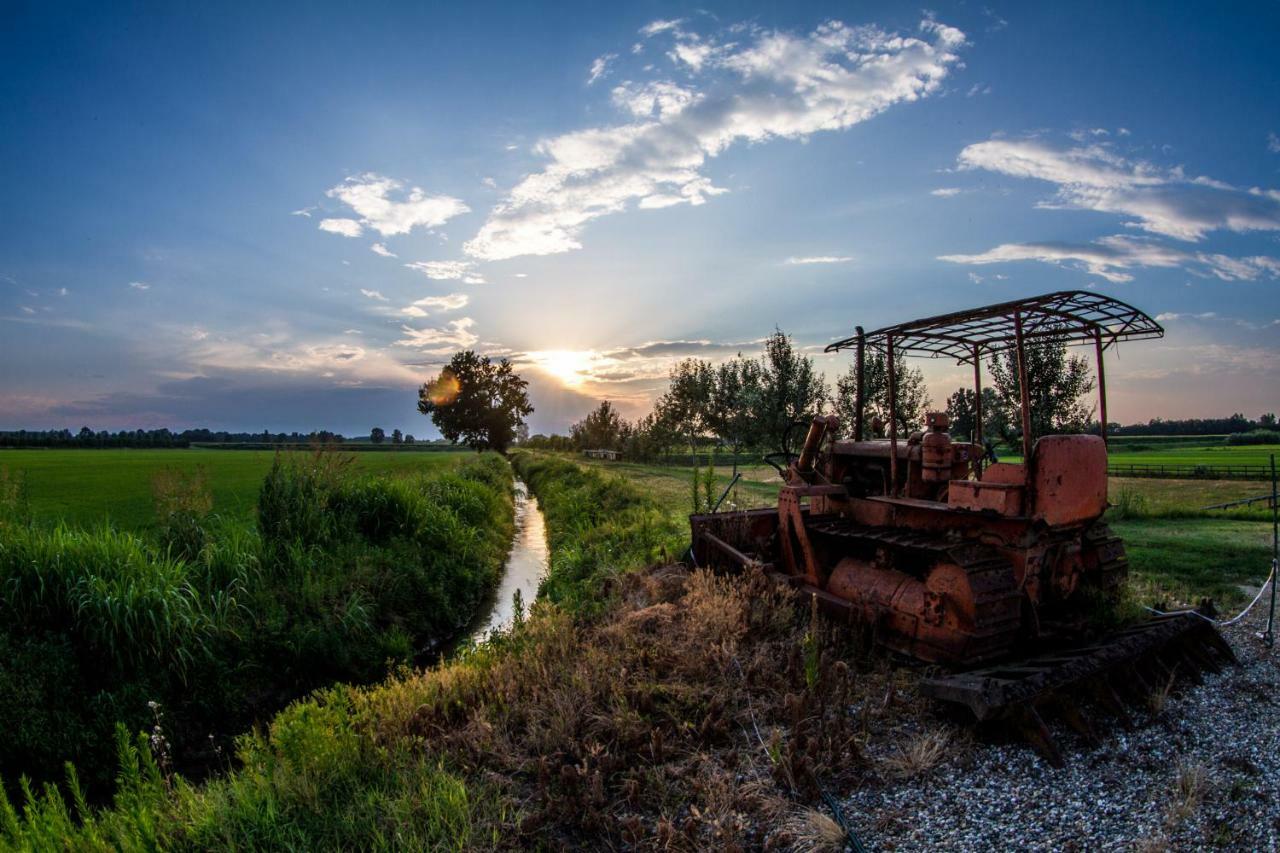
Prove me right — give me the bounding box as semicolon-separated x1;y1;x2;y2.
404;434;415;444
987;337;1095;446
833;350;929;439
944;387;1001;443
655;358;714;455
391;429;403;444
419;350;533;453
370;427;385;444
754;329;829;454
571;401;624;450
1261;412;1277;428
706;355;763;474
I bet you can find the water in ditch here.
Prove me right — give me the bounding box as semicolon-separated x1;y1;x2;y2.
464;478;549;644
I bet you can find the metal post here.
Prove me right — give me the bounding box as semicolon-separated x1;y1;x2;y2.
854;327;865;442
887;334;898;496
1094;329;1108;446
973;343;984;478
1264;452;1277;647
1013;312;1032;464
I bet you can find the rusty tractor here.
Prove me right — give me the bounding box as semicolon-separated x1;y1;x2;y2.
690;291;1235;763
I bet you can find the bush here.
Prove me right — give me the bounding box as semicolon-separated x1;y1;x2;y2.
1224;429;1280;446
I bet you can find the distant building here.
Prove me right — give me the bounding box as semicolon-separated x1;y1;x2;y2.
582;448;620;460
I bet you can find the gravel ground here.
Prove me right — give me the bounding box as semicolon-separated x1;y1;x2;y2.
840;605;1280;851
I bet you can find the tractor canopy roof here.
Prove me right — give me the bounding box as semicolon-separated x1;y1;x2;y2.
825;290;1164;364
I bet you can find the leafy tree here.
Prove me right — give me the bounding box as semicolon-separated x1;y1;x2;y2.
944;387;1001;443
370;427;385;444
655;358;714;455
1261;412;1277;428
571;401;625;450
833;350;929;438
707;355;763;474
418;350;533;453
755;329;829;454
391;429;403;445
403;434;415;444
987;337;1095;446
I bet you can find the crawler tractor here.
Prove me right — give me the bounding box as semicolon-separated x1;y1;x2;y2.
690;291;1234;762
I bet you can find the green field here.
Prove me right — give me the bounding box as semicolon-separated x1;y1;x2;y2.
0;448;468;530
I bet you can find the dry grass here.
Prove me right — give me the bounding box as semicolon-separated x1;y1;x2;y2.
881;727;952;780
352;563;877;849
780;807;846;852
1166;761;1208;827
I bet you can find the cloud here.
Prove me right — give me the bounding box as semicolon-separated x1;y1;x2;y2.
324;173;469;237
939;234;1280;283
957;137;1280;241
784;255;853;265
931;187;963;197
129;281;150;290
394;318;478;352
400;293;469;318
57;287;68;296
290;207;315;217
404;260;486;283
1155;312;1217;322
640;19;683;37
1269;132;1280;154
370;242;398;258
587;53;617;85
319;218;363;237
360;288;389;301
465;17;966;261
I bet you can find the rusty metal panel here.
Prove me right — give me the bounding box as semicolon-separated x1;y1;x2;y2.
1031;435;1107;526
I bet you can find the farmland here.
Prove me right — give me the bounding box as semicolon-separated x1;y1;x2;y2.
0;447;468;530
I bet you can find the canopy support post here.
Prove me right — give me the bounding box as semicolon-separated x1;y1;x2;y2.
973;343;984;477
1014;312;1032;464
888;334;898;496
1094;329;1108;446
854;327;865;442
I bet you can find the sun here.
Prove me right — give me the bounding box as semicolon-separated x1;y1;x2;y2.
530;350;595;388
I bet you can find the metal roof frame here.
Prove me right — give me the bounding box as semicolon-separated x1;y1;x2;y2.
824;290;1163;364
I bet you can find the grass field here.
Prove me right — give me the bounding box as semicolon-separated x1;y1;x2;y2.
0;448;469;530
575;454;1275;606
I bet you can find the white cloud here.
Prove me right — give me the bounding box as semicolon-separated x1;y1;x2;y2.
370;242;398;258
129;281;150;290
965;83;991;97
957;137;1280;241
784;255;854;265
481;177;497;189
19;306;35;314
57;287;68;296
324;173;469;237
588;53;617;85
404;260;486;283
394;318;478;352
400;293;469;318
1155;311;1217;322
640;19;683;37
940;234;1280;283
513;272;528;278
465;17;966;261
291;207;315;217
319;218;363;238
360;289;389;301
931;187;963;197
1269;132;1280;154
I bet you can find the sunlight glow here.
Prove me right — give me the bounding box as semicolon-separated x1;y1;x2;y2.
525;350;597;388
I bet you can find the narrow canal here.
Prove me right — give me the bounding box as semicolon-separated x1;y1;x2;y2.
464;478;549;643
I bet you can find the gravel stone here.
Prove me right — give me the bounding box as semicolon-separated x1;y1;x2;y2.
840;606;1280;851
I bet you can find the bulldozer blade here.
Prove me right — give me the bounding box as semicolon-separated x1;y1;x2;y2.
1052;698;1099;747
1088;679;1133;730
1012;705;1064;768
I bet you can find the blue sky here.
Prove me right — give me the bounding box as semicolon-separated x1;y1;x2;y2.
2;1;1278;436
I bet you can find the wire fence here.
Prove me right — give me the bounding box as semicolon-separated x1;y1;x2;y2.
1108;463;1274;481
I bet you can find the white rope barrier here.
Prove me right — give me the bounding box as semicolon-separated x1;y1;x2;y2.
1143;559;1278;628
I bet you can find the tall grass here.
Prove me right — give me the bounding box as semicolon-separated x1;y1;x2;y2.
0;451;514;797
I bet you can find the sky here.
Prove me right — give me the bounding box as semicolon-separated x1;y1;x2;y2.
2;1;1278;437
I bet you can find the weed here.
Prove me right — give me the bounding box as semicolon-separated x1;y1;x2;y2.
881;727;952;779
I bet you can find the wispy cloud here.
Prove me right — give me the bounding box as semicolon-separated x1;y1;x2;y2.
1268;132;1280;154
370;242;397;258
360;288;389;301
957;136;1280;241
931;187;963;197
400;293;469;318
587;53;616;85
394;318;478;352
291;206;316;217
404;260;486;284
323;173;469;238
940;234;1280;283
129;281;151;290
465;17;966;261
784;255;853;265
319;218;363;237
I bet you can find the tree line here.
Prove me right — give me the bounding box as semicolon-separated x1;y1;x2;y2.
530;332;1277;463
0;428;436;449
